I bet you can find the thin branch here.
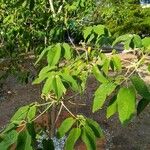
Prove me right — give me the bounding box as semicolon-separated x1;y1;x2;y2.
57;0;65;14
32;102;54;122
48;0;56;17
61;101;76;118
55;104;63;124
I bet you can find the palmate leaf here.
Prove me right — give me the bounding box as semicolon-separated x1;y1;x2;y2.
65;128;81;150
57;117;76;139
54;75;66;99
47;43;61;66
38;66;57;77
63;43;72;60
92;82;116;112
102;57;110;75
132;34;142;48
99;53;110;75
83;26;93;40
33;66;56;85
61;72;79;91
87;34;95;43
10;104;37;123
81;125;96;150
93;25;106;36
112;34;133;50
86;118;103;138
34;46;51;65
0;130;18;150
27;105;36;122
111;55;122;72
131;75;150;100
142;37;150;50
117;87;136;124
16;129;33;150
32;72;51;85
42;74;54;95
10;105;30;123
106;96;117;119
92;66;108;83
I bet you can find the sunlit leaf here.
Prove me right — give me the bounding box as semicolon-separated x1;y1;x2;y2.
42;75;54;95
47;44;61;66
61;72;79;91
93;82;116;112
92;66;108;83
142;37;150;49
10;105;30;122
27;105;36;122
93;25;105;36
111;55;122;71
55;75;66;99
133;34;142;48
117;87;136;124
107;96;117;118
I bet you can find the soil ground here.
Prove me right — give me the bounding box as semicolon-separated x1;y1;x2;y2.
0;53;150;150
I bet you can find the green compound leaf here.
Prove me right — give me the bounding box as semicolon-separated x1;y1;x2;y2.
27;105;36;122
47;43;61;66
117;87;136;125
92;66;109;83
86;118;103;138
131;75;150;100
55;75;66;99
61;72;79;91
112;34;133;50
16;129;33;150
57;117;76;139
63;43;72;60
35;46;50;65
81;126;96;150
111;55;122;72
142;37;150;49
107;96;117;119
93;25;105;36
83;26;93;40
133;34;142;48
92;82;116;112
0;130;18;150
10;104;37;124
42;74;54;95
65;128;81;150
10;105;30;123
